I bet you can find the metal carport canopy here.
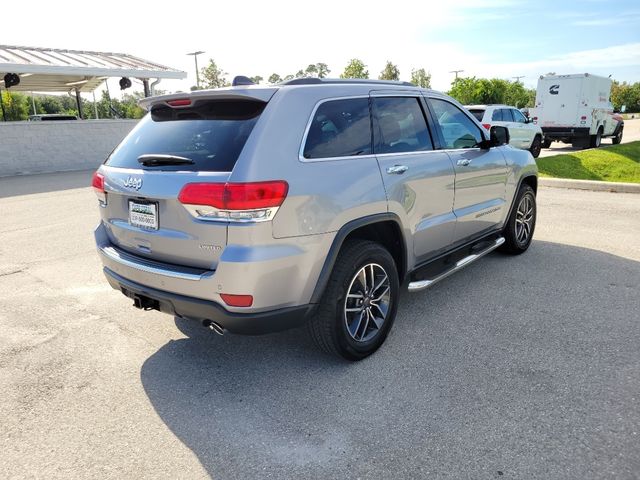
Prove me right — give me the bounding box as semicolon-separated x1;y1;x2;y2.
0;45;186;92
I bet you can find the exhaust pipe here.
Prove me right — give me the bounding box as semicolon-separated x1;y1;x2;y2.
202;319;225;335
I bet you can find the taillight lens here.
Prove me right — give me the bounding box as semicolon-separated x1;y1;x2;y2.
178;181;288;222
92;171;107;205
92;171;104;192
482;123;491;130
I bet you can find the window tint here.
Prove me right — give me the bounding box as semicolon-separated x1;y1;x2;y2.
429;98;483;149
105;100;265;172
373;97;433;154
501;108;514;122
468;109;485;122
303;98;371;159
512;109;527;123
491;109;503;121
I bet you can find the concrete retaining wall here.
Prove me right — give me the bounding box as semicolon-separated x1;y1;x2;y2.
0;119;138;177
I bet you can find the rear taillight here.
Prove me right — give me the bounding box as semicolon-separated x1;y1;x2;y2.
532;117;538;124
92;171;107;205
178;181;289;222
482;123;491;130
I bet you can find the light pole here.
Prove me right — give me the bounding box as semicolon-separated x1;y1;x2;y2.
512;76;525;83
450;69;464;80
187;51;205;89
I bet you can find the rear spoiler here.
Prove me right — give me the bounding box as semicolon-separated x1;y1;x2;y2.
139;87;278;111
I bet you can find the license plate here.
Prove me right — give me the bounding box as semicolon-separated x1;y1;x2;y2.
129;201;158;230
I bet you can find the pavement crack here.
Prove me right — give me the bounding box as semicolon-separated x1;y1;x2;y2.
0;269;23;277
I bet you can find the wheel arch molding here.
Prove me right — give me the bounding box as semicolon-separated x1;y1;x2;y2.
310;213;408;304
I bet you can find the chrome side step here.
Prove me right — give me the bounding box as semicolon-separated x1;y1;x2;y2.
408;237;505;292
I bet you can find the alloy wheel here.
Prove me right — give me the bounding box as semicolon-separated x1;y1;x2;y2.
515;194;534;244
344;263;391;342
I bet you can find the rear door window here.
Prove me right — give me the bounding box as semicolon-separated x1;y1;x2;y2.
302;98;372;159
491;109;503;121
105;100;265;172
501;108;514;122
372;97;433;153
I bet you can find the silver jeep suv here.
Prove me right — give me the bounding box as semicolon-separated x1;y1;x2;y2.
93;77;537;360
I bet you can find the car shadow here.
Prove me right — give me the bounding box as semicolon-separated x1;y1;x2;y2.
140;240;640;479
0;169;93;198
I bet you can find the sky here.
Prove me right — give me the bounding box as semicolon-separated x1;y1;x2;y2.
2;0;639;96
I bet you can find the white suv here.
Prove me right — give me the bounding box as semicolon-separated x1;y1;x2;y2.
466;105;543;158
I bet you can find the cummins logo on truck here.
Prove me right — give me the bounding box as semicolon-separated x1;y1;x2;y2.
549;84;560;95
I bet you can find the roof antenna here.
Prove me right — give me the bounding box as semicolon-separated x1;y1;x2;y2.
232;76;255;86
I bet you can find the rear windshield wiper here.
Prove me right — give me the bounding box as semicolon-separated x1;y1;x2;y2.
137;154;195;166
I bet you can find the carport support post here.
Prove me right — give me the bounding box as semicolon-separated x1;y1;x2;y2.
143;79;150;98
75;88;83;119
0;86;6;122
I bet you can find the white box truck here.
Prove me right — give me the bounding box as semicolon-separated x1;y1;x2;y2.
531;73;624;149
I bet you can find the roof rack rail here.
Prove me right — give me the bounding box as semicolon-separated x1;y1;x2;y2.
279;78;416;87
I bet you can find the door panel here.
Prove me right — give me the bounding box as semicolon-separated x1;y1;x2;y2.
428;97;508;242
371;95;456;262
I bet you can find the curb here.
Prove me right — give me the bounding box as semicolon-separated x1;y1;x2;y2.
539;177;640;194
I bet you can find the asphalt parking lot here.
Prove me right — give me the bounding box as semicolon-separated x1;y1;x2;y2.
1;172;639;479
538;117;640;158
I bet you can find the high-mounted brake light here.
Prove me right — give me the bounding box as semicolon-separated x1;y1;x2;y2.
167;99;192;107
178;181;289;222
92;171;107;205
482;123;491;130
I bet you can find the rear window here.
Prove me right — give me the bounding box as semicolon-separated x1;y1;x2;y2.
468;109;485;122
302;98;371;159
105;100;265;172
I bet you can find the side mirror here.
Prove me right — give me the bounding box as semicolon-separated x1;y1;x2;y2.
480;126;510;149
490;125;509;146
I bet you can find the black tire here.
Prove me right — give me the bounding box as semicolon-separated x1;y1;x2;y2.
529;136;542;158
499;184;536;255
590;128;603;148
612;127;623;145
307;240;400;360
572;136;589;149
542;138;552;149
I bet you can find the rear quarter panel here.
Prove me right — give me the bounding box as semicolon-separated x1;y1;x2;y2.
229;86;388;239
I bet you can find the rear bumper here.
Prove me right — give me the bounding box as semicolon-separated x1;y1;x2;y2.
541;127;590;139
104;267;314;335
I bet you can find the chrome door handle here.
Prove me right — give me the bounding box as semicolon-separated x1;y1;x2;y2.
387;165;409;174
457;159;472;166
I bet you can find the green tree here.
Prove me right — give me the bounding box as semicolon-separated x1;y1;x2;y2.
1;91;29;121
268;73;282;84
611;81;640;112
304;64;318;77
340;59;369;79
315;63;330;78
37;95;63;114
200;59;229;89
379;61;400;81
448;76;536;107
249;75;263;84
410;68;431;88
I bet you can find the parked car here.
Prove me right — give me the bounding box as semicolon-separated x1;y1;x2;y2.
530;73;624;148
466;104;544;157
28;114;78;121
93;78;538;360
